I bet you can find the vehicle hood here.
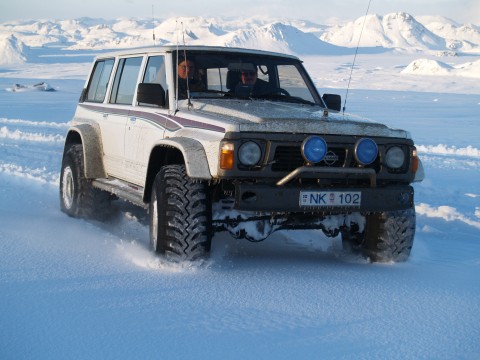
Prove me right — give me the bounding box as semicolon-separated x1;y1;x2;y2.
188;99;410;138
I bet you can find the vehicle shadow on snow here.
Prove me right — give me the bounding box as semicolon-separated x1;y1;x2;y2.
87;199;373;270
210;230;372;269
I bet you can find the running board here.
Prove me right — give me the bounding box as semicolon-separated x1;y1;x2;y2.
92;178;147;208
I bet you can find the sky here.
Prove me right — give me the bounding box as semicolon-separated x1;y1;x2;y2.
1;0;479;24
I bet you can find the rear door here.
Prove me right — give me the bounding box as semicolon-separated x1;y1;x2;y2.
100;56;143;180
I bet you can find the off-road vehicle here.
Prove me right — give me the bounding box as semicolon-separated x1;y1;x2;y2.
60;45;424;262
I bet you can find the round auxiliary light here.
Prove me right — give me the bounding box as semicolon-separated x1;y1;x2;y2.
301;136;327;164
385;146;405;169
238;141;262;166
354;138;378;165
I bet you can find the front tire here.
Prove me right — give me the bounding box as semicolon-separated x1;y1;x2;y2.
149;165;211;261
342;208;416;262
59;144;111;220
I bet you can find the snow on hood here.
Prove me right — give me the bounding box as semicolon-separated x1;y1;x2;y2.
188;98;410;138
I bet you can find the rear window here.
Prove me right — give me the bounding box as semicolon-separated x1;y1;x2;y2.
85;59;114;102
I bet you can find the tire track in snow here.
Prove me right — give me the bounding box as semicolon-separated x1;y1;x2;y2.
0;162;59;184
417;144;480;158
416;203;480;230
0;118;70;128
0;117;65;184
0;126;65;142
417;144;480;170
415;144;480;232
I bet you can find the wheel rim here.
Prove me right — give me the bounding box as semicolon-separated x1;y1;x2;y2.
62;166;74;209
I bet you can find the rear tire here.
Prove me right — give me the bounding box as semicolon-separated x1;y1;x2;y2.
149;165;211;261
342;208;416;262
59;144;111;220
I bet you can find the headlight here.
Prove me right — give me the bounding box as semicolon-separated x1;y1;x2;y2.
238;141;261;166
385;146;405;169
301;136;327;163
354;138;378;165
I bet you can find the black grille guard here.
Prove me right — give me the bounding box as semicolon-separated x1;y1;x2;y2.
276;166;377;187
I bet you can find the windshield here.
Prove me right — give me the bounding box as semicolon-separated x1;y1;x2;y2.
173;50;323;106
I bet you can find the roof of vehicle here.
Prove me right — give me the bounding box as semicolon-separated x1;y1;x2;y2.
94;45;301;61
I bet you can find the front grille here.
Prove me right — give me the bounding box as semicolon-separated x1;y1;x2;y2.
271;146;347;172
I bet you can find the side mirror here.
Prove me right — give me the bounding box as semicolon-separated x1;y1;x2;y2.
137;83;166;107
322;94;341;112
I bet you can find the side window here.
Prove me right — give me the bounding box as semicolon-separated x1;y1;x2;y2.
277;64;315;102
143;56;167;89
110;57;143;105
85;59;114;102
140;55;168;107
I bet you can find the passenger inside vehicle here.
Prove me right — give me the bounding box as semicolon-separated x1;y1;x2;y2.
176;55;205;99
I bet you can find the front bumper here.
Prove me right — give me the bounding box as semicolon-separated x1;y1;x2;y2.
234;183;414;213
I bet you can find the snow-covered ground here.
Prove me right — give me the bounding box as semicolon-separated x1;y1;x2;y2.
1;14;480;360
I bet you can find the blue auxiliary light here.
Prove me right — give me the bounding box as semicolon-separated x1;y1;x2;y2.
301;136;327;164
355;138;378;165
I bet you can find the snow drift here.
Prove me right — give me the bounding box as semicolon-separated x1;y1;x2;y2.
402;58;480;78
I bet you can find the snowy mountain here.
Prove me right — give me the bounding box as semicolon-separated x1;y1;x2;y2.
0;34;30;66
223;22;349;55
320;12;447;51
417;15;480;52
1;13;480;82
0;13;479;55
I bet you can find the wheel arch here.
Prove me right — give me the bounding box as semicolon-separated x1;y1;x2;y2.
63;124;106;179
143;138;212;202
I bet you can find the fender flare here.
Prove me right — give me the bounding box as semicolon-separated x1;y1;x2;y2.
65;123;106;179
153;138;212;180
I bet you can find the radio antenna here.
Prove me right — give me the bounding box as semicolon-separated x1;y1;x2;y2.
175;20;180;112
181;22;193;108
152;5;156;46
343;0;372;115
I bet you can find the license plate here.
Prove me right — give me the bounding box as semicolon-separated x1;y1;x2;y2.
300;191;361;207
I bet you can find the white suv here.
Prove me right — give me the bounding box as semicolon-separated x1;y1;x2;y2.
60;45;424;262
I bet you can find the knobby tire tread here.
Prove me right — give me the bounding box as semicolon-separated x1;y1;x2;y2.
151;165;211;261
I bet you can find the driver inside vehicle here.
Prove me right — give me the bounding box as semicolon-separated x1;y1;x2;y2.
235;64;274;96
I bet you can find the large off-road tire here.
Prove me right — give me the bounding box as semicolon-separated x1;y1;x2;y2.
60;144;111;220
342;208;416;262
149;164;212;261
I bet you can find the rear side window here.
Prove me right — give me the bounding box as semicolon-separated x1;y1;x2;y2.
140;55;168;107
110;57;143;105
85;59;114;102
